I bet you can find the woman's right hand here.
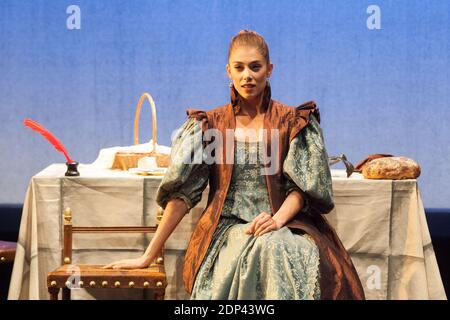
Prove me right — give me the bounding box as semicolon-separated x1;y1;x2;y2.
102;199;188;270
102;255;150;270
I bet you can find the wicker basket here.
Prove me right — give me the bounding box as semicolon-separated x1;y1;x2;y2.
111;92;171;171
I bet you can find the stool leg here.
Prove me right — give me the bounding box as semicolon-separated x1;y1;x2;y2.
48;287;60;300
62;287;71;300
154;290;165;300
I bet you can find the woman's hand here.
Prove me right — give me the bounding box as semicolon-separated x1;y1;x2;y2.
245;212;283;237
102;255;149;270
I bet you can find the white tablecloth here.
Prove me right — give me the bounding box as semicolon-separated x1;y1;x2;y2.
8;164;447;300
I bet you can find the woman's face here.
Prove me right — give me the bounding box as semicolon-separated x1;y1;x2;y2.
227;46;273;104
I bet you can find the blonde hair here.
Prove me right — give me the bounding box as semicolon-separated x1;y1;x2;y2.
228;30;270;64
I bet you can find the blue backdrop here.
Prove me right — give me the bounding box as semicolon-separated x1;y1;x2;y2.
1;0;449;208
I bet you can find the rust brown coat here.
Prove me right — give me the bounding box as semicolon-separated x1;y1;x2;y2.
184;99;365;300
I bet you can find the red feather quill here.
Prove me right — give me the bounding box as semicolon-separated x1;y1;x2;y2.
23;119;74;163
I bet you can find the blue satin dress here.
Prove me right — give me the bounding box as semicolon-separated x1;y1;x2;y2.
156;115;333;300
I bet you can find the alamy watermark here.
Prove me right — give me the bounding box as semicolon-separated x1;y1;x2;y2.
66;5;81;30
65;264;81;289
367;5;381;30
169;121;280;175
366;264;381;290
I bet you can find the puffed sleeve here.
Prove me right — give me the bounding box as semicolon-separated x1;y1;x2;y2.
283;113;334;215
156;117;209;212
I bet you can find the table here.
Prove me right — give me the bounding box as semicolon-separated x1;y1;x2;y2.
8;164;447;300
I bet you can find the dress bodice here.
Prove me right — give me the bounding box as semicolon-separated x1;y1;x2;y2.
221;140;273;221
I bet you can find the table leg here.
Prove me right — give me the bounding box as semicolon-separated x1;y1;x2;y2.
48;287;60;300
62;287;71;300
154;290;165;300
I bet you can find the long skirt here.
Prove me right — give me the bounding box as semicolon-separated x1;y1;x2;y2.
190;216;321;300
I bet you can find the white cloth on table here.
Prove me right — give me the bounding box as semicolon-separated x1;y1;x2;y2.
8;167;447;300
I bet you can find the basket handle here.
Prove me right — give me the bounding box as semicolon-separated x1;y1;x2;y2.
134;92;157;152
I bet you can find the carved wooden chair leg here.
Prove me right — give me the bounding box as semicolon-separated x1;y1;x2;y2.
48;287;60;300
62;288;71;300
154;289;165;300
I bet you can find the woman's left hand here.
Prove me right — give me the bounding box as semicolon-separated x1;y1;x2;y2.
245;212;283;237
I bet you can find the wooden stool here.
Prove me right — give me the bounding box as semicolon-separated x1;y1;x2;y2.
0;240;17;264
47;208;167;300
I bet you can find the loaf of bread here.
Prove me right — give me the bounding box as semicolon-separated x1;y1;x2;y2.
362;156;421;180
